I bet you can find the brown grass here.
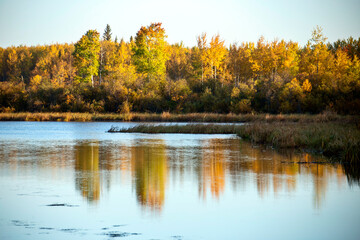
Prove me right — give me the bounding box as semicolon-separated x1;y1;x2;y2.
0;111;358;123
109;122;360;163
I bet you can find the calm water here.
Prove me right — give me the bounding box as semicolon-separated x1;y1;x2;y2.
0;122;359;240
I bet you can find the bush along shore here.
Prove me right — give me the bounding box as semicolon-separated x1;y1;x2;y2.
0;111;359;123
108;122;360;164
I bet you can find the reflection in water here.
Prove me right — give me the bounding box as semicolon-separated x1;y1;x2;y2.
343;163;360;185
227;141;347;208
72;139;168;210
200;139;226;199
1;137;359;213
75;141;100;202
176;139;348;209
131;140;167;212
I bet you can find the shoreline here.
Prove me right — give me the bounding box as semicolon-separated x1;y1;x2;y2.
1;112;359;163
0;112;358;123
108;122;360;164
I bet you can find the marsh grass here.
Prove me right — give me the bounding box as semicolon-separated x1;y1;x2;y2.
2;112;359;162
0;112;93;122
108;124;240;134
0;111;358;123
110;122;360;163
238;122;360;163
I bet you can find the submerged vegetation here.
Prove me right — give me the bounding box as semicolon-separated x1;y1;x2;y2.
109;121;360;164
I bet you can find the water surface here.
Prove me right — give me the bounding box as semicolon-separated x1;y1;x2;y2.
0;122;359;240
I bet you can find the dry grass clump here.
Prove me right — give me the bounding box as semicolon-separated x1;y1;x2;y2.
109;124;239;134
236;122;360;163
109;122;360;163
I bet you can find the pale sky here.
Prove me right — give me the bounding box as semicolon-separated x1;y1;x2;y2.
0;0;359;48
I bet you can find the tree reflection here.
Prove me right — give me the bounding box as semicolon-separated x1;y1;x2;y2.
199;139;226;199
131;140;167;213
197;139;349;209
68;138;358;210
1;135;357;212
75;141;100;203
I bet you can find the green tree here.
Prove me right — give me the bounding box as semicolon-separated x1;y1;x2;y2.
73;30;100;86
132;22;169;80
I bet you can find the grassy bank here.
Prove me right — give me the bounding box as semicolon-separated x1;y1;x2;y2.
0;112;358;123
1;111;359;163
109;122;360;163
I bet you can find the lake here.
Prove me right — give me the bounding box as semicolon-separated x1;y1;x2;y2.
0;121;359;240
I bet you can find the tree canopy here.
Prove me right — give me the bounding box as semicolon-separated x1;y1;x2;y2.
73;30;100;86
132;23;169;80
0;24;359;114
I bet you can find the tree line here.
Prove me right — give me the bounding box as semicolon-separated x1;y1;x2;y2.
1;23;359;114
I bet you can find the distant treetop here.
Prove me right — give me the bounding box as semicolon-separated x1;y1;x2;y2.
103;24;112;41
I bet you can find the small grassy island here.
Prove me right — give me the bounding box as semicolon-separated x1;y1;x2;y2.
107;113;360;164
1;112;359;163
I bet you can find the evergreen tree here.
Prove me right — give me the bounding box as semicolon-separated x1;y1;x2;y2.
103;24;112;41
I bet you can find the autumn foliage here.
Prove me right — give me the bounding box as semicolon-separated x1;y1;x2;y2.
0;24;359;114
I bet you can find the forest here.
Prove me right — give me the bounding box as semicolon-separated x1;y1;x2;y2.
0;23;359;114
